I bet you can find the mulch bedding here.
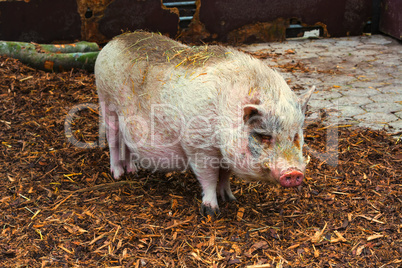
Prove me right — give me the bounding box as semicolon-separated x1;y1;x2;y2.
0;55;401;268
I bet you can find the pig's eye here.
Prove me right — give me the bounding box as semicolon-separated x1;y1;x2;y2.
293;133;300;148
256;133;272;144
261;135;272;143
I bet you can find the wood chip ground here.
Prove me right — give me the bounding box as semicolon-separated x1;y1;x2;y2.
0;56;401;267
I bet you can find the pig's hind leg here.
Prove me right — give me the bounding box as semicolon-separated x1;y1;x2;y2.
124;145;137;174
99;99;125;179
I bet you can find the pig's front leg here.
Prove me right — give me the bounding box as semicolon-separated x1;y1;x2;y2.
191;163;220;217
218;168;236;202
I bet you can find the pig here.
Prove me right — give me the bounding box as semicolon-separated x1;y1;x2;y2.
95;31;314;216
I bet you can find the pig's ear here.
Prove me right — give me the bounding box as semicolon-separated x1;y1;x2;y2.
243;104;263;123
299;86;315;113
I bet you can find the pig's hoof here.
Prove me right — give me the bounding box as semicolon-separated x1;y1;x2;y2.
125;166;136;174
221;192;237;203
111;166;124;179
227;194;237;202
220;188;237;202
200;204;220;218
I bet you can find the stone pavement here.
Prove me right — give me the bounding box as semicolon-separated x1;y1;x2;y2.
242;35;402;137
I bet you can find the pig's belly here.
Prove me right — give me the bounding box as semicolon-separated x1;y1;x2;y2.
130;147;189;172
124;132;189;172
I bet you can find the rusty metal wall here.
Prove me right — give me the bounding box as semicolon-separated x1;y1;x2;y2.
380;0;402;40
0;0;385;43
199;0;373;40
98;0;179;40
0;0;81;43
0;0;179;43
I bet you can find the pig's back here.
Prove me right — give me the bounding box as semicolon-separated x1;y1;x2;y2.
95;31;228;113
95;31;227;76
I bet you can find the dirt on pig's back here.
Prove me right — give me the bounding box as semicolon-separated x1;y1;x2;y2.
95;31;233;116
112;31;228;68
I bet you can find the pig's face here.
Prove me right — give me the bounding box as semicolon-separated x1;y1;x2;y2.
227;86;315;188
245;107;307;187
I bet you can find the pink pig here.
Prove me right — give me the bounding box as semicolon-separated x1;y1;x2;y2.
95;31;314;216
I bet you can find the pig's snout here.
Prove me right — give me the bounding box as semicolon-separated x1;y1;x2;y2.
279;169;304;188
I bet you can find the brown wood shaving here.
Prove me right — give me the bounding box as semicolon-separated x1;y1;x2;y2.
0;56;401;267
